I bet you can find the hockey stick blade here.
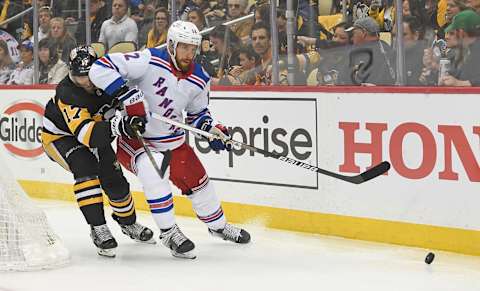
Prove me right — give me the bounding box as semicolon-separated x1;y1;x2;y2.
149;112;390;184
341;161;390;184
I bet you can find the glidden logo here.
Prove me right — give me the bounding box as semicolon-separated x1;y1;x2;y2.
0;101;44;158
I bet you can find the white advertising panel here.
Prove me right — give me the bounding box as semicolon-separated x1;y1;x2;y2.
0;88;478;231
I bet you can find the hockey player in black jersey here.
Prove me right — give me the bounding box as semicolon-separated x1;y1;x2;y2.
41;45;154;257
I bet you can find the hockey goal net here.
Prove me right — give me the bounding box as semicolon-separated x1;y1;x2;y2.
0;154;70;271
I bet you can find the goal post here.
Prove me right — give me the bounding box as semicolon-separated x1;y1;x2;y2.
0;153;70;271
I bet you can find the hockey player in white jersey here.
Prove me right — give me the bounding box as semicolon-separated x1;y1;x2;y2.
89;20;250;259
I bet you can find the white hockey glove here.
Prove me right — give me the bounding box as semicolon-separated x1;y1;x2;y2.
116;86;147;118
110;115;146;139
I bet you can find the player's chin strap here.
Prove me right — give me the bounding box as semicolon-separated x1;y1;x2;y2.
149;112;391;185
132;127;171;179
167;44;181;71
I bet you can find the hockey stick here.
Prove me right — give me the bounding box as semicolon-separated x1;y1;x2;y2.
150;112;390;184
133;128;171;178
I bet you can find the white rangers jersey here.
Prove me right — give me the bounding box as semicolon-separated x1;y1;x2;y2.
89;47;212;151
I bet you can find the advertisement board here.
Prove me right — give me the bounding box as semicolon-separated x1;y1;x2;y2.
0;86;478;255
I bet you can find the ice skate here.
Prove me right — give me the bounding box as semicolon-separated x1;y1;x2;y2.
159;224;196;259
90;224;118;257
120;222;156;244
209;224;251;244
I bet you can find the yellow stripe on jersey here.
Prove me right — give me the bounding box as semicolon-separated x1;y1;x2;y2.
57;99;93;135
109;194;132;208
74;179;101;192
78;196;103;207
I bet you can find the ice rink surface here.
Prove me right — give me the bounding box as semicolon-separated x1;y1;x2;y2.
1;199;479;291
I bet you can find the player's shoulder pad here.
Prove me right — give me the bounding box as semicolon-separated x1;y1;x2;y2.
55;77;92;107
148;47;170;62
192;63;211;85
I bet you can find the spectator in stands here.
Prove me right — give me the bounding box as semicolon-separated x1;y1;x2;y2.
38;38;68;84
36;6;52;42
146;7;169;48
8;40;33;85
434;0;471;37
188;9;207;31
177;0;199;21
136;0;158;48
419;29;458;85
440;10;480;86
99;0;138;49
307;22;352;85
393;16;427;85
192;0;210;16
447;0;470;23
209;25;241;82
204;0;227;27
0;29;20;63
250;21;273;85
0;40;15;84
227;45;259;84
48;17;77;63
253;4;269;24
468;0;480;12
338;17;395;85
0;0;24;40
197;36;217;76
76;0;111;44
227;0;253;42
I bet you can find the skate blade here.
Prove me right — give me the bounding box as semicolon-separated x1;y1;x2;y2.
171;250;196;259
135;237;157;244
97;248;116;258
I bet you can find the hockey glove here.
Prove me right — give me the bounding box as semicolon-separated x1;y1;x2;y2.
116;86;147;118
208;124;232;151
196;116;231;151
110;115;146;139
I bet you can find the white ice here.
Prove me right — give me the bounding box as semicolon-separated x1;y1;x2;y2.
1;199;479;291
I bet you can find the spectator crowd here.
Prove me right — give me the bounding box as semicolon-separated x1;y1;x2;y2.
0;0;479;86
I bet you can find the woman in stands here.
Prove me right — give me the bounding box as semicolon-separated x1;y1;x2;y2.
188;9;207;31
38;38;68;84
146;7;169;47
48;17;77;63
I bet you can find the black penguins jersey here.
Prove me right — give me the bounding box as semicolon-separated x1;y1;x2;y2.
41;76;120;148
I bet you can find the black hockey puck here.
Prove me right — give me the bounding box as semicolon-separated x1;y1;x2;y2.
425;252;435;264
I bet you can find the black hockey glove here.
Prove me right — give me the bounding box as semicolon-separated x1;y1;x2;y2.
110;115;146;139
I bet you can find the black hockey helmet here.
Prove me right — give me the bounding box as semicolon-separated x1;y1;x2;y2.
69;45;97;76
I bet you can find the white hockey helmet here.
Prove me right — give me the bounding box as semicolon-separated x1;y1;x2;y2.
167;20;202;70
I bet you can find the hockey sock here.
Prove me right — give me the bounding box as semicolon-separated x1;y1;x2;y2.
109;193;136;225
74;176;106;226
136;153;176;229
188;182;226;230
